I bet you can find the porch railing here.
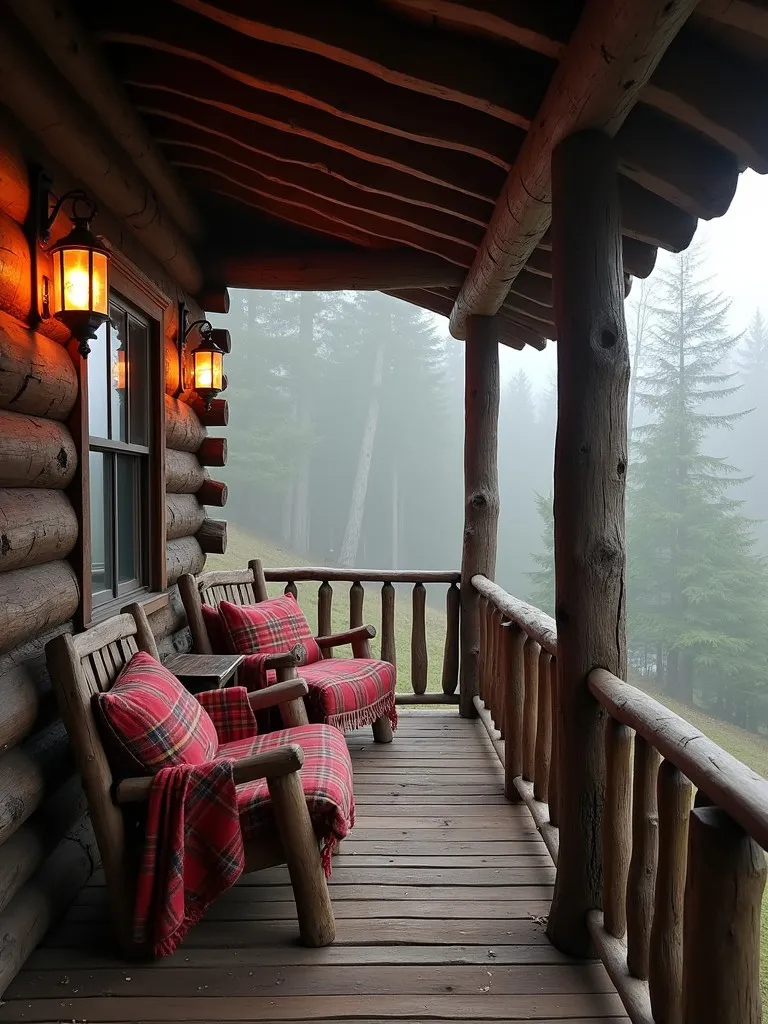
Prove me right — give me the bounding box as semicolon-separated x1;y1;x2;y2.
262;567;461;703
471;573;768;1024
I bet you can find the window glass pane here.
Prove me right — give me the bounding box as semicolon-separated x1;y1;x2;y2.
90;451;113;598
128;314;149;446
110;309;128;443
87;321;109;439
116;455;141;585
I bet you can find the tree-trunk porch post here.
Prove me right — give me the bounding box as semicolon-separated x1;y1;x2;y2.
547;130;630;955
459;316;500;719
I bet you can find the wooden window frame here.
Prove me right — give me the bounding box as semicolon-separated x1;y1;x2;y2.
69;255;170;628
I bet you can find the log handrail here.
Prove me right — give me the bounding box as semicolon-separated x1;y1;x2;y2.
263;567;460;584
471;574;556;655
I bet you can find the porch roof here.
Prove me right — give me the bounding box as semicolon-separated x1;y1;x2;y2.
8;0;767;346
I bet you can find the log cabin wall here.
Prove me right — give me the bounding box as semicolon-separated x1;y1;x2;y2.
0;108;228;993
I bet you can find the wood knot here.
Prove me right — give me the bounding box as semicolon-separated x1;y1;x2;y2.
0;534;9;556
56;447;69;469
471;493;487;510
600;329;617;349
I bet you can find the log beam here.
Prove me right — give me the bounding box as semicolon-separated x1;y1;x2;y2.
196;518;228;555
449;0;699;337
547;132;629;957
197;437;227;467
0;411;77;489
0;490;79;573
165;449;206;493
215;248;466;292
165;395;207;453
0;561;80;655
166;536;206;585
459;316;500;718
165;493;206;541
0;12;201;293
0;313;78;421
196;478;228;507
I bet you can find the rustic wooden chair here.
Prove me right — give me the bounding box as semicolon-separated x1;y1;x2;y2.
45;604;340;957
179;559;396;743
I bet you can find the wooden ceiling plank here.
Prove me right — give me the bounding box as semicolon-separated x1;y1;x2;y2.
618;177;696;252
385;288;455;318
122;54;507;202
384;288;534;350
99;7;524;165
449;0;698;338
698;0;768;41
138;99;492;227
177;162;474;267
156;135;487;248
213;249;466;291
173;0;553;126
527;238;656;281
502;293;555;329
498;306;557;341
6;0;202;240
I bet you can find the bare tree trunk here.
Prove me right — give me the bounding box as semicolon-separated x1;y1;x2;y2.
290;293;315;554
339;324;387;568
628;278;654;438
391;461;399;569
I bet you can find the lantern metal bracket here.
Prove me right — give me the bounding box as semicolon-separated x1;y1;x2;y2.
175;306;215;399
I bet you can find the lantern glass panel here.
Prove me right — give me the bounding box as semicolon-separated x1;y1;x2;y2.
194;348;214;390
52;246;109;314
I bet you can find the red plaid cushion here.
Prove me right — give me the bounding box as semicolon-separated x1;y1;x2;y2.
196;686;259;744
219;594;322;665
217;723;355;874
95;652;218;776
302;658;397;733
201;604;234;654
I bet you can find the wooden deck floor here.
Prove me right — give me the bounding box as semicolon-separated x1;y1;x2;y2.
2;711;625;1023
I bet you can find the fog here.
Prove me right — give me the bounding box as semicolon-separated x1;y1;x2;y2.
211;170;768;734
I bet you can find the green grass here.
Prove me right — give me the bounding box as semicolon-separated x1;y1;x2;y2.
207;525;454;696
210;528;768;1013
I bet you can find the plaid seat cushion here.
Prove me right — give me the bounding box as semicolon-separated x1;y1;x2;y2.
219;594;322;666
302;658;397;733
201;604;235;654
217;723;355;872
95;652;218;777
196;686;259;744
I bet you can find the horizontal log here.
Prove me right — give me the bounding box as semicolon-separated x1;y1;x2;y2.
0;773;86;917
145;585;186;643
619;177;696;252
589;669;768;850
0;620;70;751
197;437;227;467
196;478;228;508
0;489;78;573
166;536;206;585
0;719;71;845
0;815;97;997
165;493;206;541
196;518;227;555
209;327;231;354
165;448;206;493
471;575;557;656
0;14;201;294
165;394;207;453
0;561;80;655
0;411;77;489
198;285;230;314
0;209;32;325
188;398;228;428
262;567;461;583
0;112;31;224
0;312;78;421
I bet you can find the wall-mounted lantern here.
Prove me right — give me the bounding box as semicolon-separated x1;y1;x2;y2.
176;309;226;409
35;176;111;357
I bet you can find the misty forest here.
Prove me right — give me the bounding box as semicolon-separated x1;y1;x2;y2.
212;245;768;737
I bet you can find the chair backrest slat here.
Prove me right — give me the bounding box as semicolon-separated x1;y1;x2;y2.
179;559;270;653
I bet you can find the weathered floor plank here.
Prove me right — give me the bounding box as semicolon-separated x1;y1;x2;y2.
2;712;625;1023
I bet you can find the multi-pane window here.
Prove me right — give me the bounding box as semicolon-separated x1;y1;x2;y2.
88;296;151;606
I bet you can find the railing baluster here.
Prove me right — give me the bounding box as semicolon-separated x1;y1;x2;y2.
548;655;559;827
349;580;364;629
682;806;766;1024
492;606;503;734
627;736;660;980
441;580;460;695
284;580;298;600
522;637;539;782
380;581;396;667
411;582;428;695
503;623;526;801
650;760;691;1024
317;581;332;658
534;649;552;803
603;719;632;939
478;595;488;703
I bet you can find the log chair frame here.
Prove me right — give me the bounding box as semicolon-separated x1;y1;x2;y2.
178;558;394;743
45;603;336;956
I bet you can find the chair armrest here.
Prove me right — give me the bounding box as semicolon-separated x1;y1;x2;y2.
261;647;304;669
248;678;309;712
114;744;305;804
316;624;377;649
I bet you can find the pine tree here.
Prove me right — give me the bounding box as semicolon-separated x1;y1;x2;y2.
527;491;555;616
627;249;768;710
733;310;768;550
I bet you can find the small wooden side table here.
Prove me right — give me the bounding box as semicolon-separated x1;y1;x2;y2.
164;653;244;694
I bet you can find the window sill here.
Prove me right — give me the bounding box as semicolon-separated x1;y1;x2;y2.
86;589;169;629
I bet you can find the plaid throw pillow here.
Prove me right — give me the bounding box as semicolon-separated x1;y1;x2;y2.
94;651;219;777
201;604;234;654
218;594;322;665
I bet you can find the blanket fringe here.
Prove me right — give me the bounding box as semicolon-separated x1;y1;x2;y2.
326;692;397;734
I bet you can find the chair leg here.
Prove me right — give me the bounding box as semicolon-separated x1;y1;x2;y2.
372;715;394;743
268;770;336;947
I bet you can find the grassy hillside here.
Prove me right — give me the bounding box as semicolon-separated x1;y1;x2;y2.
207;526;454;696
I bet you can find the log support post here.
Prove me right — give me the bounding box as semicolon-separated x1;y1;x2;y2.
547;130;630;956
459;315;500;719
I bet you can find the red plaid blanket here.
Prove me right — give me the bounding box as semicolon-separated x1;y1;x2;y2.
133;760;244;957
